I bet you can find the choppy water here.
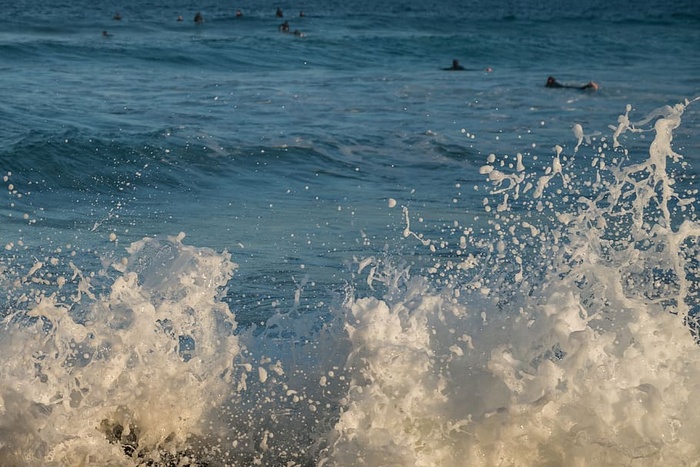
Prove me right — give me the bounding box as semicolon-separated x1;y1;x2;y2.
1;0;699;465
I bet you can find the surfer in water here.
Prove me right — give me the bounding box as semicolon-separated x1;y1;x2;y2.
444;59;466;71
546;76;599;91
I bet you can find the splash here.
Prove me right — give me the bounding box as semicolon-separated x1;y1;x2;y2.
322;100;700;466
0;100;698;466
0;233;240;465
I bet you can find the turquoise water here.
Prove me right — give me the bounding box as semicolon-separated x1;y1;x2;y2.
1;0;699;465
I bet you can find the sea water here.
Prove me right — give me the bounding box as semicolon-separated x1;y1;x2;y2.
1;0;699;465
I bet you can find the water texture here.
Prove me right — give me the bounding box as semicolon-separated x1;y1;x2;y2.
1;0;699;465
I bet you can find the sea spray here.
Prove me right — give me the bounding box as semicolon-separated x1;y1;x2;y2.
0;100;698;466
321;100;700;466
0;233;240;465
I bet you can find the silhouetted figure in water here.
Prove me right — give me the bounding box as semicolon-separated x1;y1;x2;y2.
443;59;466;71
276;7;284;17
113;12;122;21
194;12;204;23
546;76;599;91
279;20;290;32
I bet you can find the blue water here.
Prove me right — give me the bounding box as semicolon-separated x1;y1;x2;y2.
1;0;700;465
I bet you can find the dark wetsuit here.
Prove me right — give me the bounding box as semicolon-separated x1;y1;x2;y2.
444;60;466;71
547;76;598;90
546;76;564;87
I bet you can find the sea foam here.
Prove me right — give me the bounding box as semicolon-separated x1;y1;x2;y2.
1;100;699;466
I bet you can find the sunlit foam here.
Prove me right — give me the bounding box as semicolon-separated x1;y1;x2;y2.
0;233;240;464
321;99;700;466
0;100;698;466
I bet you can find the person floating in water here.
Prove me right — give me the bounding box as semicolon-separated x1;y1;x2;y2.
102;30;112;37
236;10;243;17
194;12;204;23
276;7;284;17
443;59;466;71
113;12;122;21
546;76;599;91
279;20;290;32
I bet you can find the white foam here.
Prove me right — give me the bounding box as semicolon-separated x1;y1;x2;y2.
1;101;698;466
322;100;700;466
0;233;240;463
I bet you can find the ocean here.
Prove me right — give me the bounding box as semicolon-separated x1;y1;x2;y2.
1;0;699;465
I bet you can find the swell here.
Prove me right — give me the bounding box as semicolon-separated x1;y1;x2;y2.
0;129;406;197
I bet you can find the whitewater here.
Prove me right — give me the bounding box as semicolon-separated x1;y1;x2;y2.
1;0;699;465
1;97;699;464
